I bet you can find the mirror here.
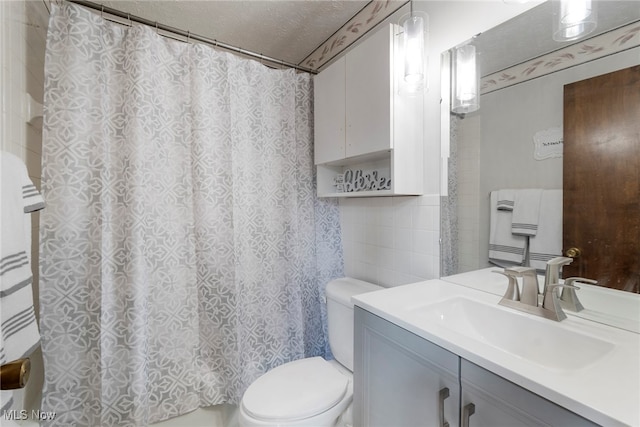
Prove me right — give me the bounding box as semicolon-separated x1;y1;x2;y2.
439;1;640;331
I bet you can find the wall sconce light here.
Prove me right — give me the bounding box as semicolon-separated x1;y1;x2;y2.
552;0;597;42
399;3;428;94
451;43;479;114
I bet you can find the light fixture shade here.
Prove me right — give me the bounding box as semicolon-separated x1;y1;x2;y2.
451;44;479;114
553;0;597;42
399;11;428;94
403;15;424;84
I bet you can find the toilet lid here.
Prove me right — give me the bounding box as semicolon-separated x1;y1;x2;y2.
242;357;349;421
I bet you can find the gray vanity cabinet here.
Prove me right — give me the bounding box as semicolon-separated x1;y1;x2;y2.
354;307;598;427
354;307;460;427
461;360;598;427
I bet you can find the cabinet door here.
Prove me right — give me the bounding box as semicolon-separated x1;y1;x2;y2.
461;360;599;427
345;25;393;159
314;56;346;165
354;308;460;427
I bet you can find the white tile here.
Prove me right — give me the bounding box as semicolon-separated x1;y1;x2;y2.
411;252;433;279
354;261;378;285
376;268;397;288
413;229;432;255
393;249;412;273
393;203;413;227
376;203;394;227
391;272;424;287
376;226;394;248
412;205;431;230
372;247;393;271
353;223;368;244
417;193;440;206
365;225;380;246
393;227;413;250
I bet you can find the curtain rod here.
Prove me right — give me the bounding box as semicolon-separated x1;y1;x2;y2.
66;0;318;75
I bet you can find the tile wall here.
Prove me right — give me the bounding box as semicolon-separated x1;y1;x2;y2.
341;194;441;287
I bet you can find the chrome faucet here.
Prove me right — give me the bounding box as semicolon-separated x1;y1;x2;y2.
542;257;597;313
543;256;573;297
495;264;579;322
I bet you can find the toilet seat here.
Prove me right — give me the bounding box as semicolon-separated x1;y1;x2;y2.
242;357;349;422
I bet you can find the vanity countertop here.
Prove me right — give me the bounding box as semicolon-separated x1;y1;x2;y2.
352;279;640;427
444;267;640;334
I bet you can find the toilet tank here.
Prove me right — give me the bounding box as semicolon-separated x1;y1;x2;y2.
326;277;382;371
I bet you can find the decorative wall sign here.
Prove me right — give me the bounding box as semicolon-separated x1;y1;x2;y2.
533;127;563;160
336;169;392;192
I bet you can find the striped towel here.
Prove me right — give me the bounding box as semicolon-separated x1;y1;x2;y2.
496;189;515;211
489;191;527;266
1;151;45;412
530;190;563;273
512;189;543;236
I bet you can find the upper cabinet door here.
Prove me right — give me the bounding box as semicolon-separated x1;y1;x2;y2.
345;24;393;158
314;56;346;165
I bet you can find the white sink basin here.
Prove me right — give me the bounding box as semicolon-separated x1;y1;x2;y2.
414;297;615;371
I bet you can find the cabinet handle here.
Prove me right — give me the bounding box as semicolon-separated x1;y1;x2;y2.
462;403;475;427
438;387;450;427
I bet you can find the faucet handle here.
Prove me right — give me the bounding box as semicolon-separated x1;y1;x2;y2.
504;267;539;306
504;266;537;275
543;283;580;321
544;257;574;290
564;277;597;286
493;270;520;301
560;277;597;312
547;256;574;266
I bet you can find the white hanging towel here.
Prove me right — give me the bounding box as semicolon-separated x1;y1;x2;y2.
511;189;543;236
489;190;527;266
529;190;563;272
1;151;44;412
496;188;515;211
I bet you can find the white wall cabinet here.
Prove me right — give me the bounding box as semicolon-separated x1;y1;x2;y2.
314;56;346;165
313;24;423;197
354;308;599;427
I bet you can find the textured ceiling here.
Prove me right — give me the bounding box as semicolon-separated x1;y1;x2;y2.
99;1;371;67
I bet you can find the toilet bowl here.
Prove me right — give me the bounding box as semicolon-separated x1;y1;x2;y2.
238;278;382;427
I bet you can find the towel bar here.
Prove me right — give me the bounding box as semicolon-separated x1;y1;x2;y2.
0;358;31;390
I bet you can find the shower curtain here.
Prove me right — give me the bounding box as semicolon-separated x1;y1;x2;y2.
39;3;343;426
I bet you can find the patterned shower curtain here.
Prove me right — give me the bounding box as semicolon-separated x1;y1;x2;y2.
39;3;343;426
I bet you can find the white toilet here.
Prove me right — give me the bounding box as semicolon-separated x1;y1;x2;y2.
238;277;382;427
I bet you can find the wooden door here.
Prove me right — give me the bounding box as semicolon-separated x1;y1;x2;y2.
563;66;640;292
